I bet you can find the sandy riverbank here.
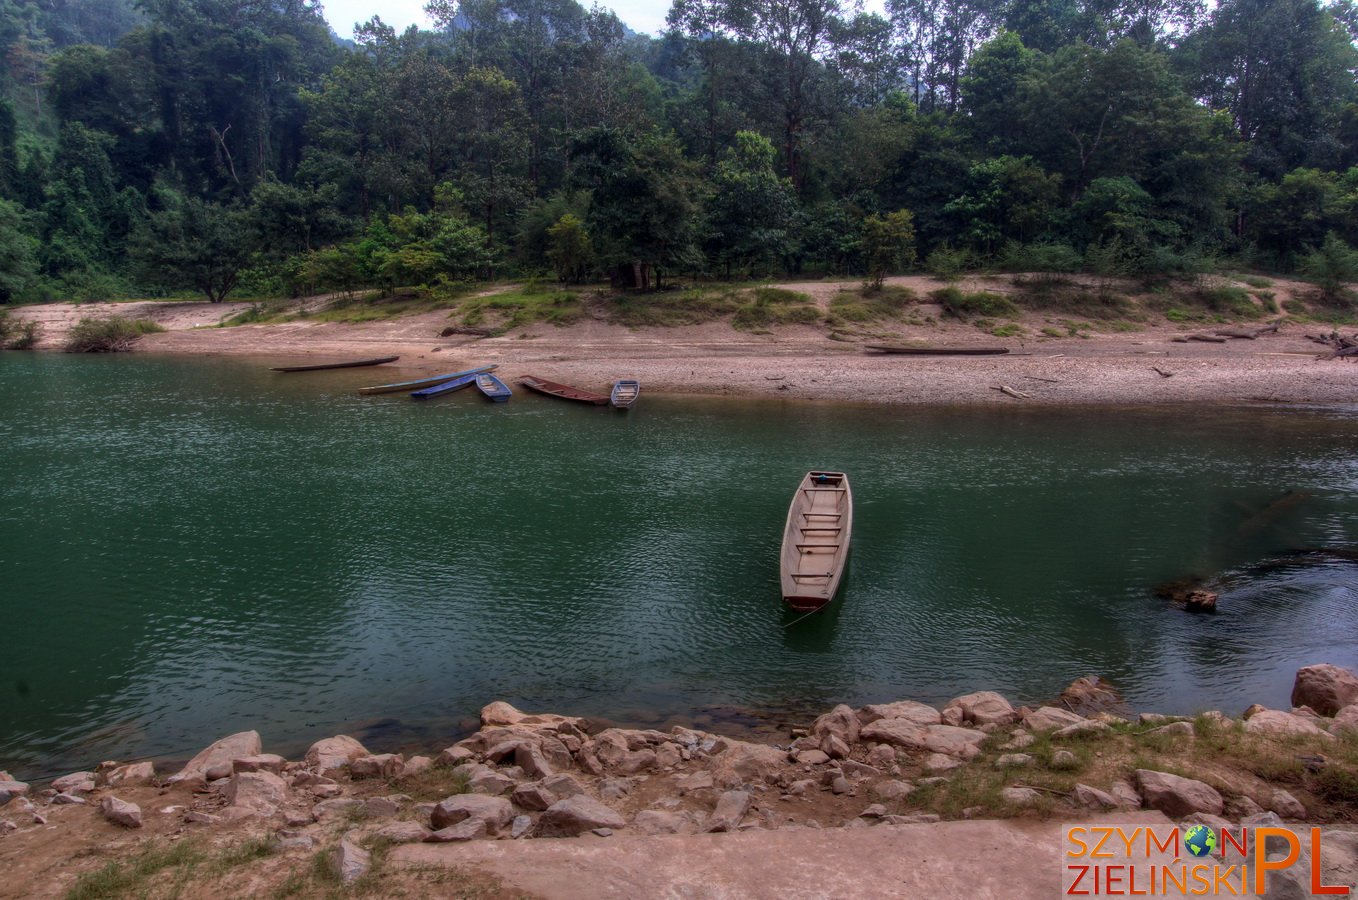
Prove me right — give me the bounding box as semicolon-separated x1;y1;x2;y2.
9;274;1356;407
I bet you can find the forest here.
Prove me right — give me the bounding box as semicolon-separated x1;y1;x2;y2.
0;0;1356;304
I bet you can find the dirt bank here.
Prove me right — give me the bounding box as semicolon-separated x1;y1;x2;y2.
9;274;1356;407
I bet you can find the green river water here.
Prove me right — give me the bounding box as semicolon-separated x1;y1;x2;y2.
1;354;1356;779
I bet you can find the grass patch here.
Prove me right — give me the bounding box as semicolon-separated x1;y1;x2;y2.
312;286;471;325
458;283;583;333
0;310;40;349
828;285;916;323
394;764;471;802
65;840;207;900
931;287;1019;320
989;322;1024;338
64;317;165;352
606;286;744;327
1012;287;1135;320
1239;275;1273;289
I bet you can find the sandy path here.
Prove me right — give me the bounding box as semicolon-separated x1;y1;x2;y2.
8;277;1356;407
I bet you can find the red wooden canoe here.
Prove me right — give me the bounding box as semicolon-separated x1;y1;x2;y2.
519;375;609;405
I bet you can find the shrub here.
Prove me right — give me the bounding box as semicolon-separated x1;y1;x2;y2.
1301;233;1358;306
925;246;972;281
64;317;165;352
9;319;39;349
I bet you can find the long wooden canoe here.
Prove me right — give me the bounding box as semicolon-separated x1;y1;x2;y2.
271;355;399;372
865;344;1009;356
358;365;496;396
780;471;853;612
610;379;640;409
519;375;609;405
475;372;512;402
410;372;478;399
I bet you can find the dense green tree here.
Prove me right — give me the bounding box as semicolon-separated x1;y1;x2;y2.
130;190;254;302
546;213;593;282
0;197;35;300
706;131;798;275
861;207;916;288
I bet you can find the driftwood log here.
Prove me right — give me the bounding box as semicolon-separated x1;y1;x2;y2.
991;384;1029;400
1171;333;1228;343
1307;331;1358;360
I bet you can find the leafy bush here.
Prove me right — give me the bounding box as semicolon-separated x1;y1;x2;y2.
9;319;40;349
931;287;1020;319
1301;233;1358;306
732;287;820;330
64;317;165;352
830;285;916;322
925;245;972;282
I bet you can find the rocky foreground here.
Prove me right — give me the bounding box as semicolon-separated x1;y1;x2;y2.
3;664;1358;896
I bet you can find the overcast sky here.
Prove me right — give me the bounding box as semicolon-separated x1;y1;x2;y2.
320;0;886;40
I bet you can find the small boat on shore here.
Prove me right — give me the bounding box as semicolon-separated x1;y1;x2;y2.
864;344;1009;356
519;375;609;405
270;355;399;372
475;372;512;402
411;373;478;398
780;471;853;612
358;365;496;396
610;379;640;409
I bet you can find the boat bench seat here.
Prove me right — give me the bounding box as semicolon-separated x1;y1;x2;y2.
796;544;839;552
790;573;830;580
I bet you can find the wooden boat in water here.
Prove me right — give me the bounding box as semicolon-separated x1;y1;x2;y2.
865;344;1009;356
475;372;512;402
519;375;609;405
610;379;640;409
271;355;399;372
780;471;853;612
358;365;496;395
410;372;478;398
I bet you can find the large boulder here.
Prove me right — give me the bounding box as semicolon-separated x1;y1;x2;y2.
479;701;583;733
704;790;752;833
166;731;262;786
104;762;155;787
1023;707;1086;732
224;771;288;812
921;725;986;759
1291;665;1358;717
100;796;143;828
1135;769;1223;817
430;794;513;833
858;719;927;749
707;739;787;788
633;810;696;835
856;701;942;728
350;754;405;780
304;735;370;775
330;833;370;884
942;692;1017;726
810;705;860;746
536;795;626;838
1332;705;1358;735
1059;676;1125;716
1242;710;1334;740
0;780;30;807
51;773;94;795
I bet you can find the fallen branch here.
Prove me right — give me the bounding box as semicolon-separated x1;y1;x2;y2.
992;384;1029;400
1152;367;1174;378
1012;784;1072;798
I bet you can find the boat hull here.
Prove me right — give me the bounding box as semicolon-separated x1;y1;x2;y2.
271;355;399;372
520;375;609;405
358;365;496;395
864;344;1009;356
779;471;853;611
610;379;640;409
410;373;478;398
475;373;512;402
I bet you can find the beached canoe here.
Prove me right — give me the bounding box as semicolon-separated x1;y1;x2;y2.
358;365;496;395
270;355;399;372
475;372;512;402
519;375;609;405
410;373;478;398
610;379;640;409
780;471;853;612
864;344;1009;355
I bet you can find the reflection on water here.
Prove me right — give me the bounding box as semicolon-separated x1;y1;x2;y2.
1;354;1356;778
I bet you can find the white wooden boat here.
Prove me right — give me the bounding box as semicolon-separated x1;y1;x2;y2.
779;471;853;612
610;379;640;409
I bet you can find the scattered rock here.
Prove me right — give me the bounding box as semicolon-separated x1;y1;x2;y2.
830;776;851;795
1059;676;1124;716
864;744;896;768
465;766;515;796
512;783;556;812
1072;784;1118;811
1050;750;1078;769
369;821;424;845
1224;796;1265;820
704;790;752;833
430;794;513;833
874;780;915;802
1053;721;1110;739
794;749;830;766
100;796;143;828
1242;709;1335;740
707;739;787;788
1023;707;1086;732
591;827;614;837
541;773;586;800
1184;590;1218;612
184;811;219;825
810;705;860;747
103;761;155;787
363;796;401;819
1332;705;1358;735
994;754;1032;769
404;755;434;776
51;792;86;805
820;735;850;760
943;691;1017;726
1291;664;1358;716
437;746;475;767
304;735;370;775
312;798;365;822
1000;787;1042;805
167;731;263;786
617;749;656;776
330;833;370;883
858;719;926;749
51;773;95;795
225;771;288;813
233;754;287;774
884;814;940;824
0;781;30;807
426;818;488;842
856;701;942;728
510;815;533;839
675;772;714;795
921;725;986;759
0;820;14;835
1135;769;1223;817
633;810;693;835
1000;731;1034;751
537;796;627;838
350;753;404;780
1270;789;1307;819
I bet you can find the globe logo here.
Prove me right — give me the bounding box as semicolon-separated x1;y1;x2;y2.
1184;824;1218;858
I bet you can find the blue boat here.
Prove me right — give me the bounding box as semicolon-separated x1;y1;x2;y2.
410;373;478;398
475;372;512;402
610;379;640;409
358;364;496;396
